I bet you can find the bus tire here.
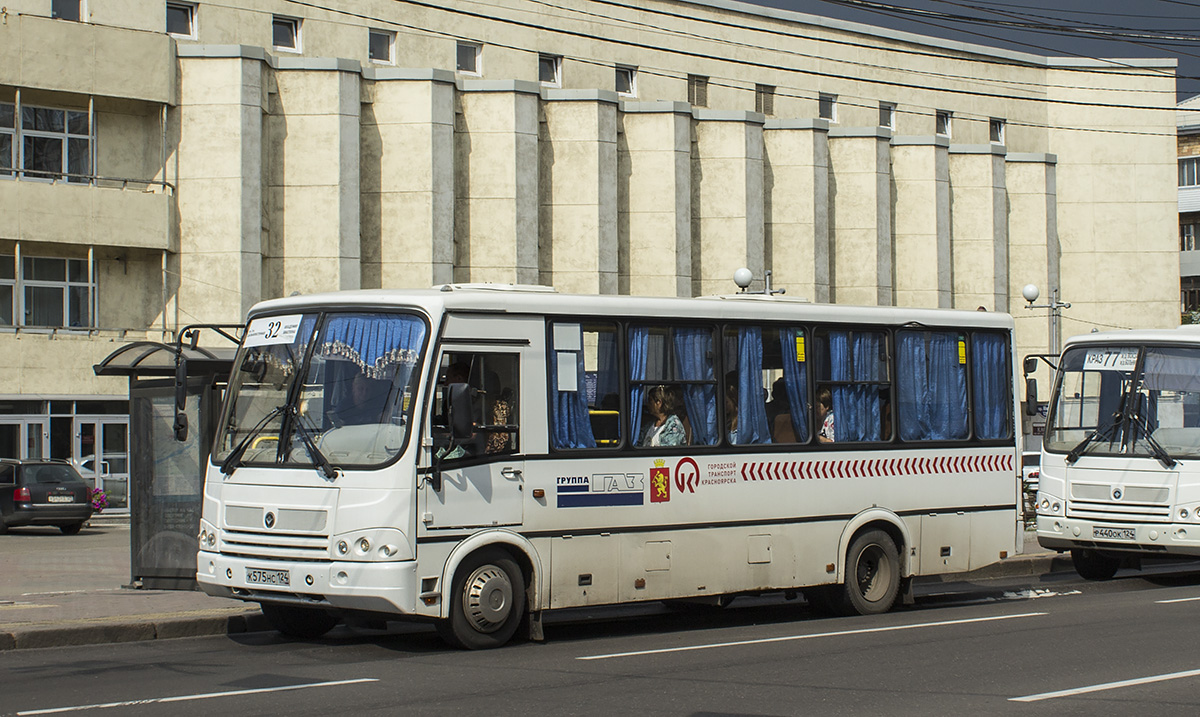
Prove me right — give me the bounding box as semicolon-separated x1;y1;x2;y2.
1071;548;1120;581
835;529;901;616
438;548;525;650
260;603;339;639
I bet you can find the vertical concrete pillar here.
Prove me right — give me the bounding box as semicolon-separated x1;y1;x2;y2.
949;145;1008;311
539;90;619;294
455;80;540;285
1006;153;1058;358
361;69;455;289
763;119;830;303
827;128;892;306
174;50;266;323
268;59;362;297
692;110;765;297
891;136;951;308
618;101;692;297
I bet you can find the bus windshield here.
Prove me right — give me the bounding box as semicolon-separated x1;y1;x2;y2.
214;311;428;469
1046;344;1200;460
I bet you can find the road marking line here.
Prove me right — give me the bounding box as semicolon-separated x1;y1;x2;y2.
576;612;1047;661
1156;596;1200;604
16;678;379;715
1011;668;1200;702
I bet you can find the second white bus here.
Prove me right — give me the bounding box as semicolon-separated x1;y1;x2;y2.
197;285;1023;648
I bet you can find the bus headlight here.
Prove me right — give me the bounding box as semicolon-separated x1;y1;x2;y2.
198;520;219;551
1036;491;1064;516
330;528;412;562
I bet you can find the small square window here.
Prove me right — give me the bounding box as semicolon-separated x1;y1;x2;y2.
538;54;562;87
818;93;837;121
990;118;1006;144
755;84;775;116
688;75;708;108
879;102;896;130
272;16;300;51
616;66;637;97
936;110;952;137
457;41;481;75
52;0;81;22
166;2;195;38
369;29;394;64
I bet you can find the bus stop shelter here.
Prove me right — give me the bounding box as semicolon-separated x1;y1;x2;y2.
94;330;238;589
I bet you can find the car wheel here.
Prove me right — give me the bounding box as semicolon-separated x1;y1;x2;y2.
436;548;525;650
59;523;83;536
260;603;339;639
0;519;7;535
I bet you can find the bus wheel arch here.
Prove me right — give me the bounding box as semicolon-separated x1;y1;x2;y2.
834;510;912;584
825;512;910;616
438;532;541;649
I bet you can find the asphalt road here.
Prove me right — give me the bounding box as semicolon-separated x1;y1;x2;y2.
6;568;1200;716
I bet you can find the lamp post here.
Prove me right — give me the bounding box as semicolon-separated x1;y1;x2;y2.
1022;283;1071;353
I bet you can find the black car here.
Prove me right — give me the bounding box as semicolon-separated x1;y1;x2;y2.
0;459;94;535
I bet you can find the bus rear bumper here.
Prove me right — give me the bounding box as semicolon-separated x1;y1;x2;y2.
196;552;420;616
1036;516;1200;557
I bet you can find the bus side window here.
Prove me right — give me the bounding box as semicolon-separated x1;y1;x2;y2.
812;329;890;442
895;331;968;442
550;321;620;450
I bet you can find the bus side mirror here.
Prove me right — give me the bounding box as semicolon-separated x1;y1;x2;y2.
1025;378;1039;416
1023;356;1038;376
447;383;476;440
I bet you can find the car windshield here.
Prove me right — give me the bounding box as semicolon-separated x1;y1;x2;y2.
214;311;428;469
1045;344;1200;459
23;464;84;484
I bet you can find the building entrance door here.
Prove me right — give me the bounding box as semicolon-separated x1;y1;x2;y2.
75;419;130;511
0;420;48;459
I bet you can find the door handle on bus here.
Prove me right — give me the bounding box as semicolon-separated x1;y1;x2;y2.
501;467;523;481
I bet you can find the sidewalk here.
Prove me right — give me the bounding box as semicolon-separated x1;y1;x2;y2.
0;518;1063;652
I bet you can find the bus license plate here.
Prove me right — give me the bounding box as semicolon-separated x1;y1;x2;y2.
246;568;290;586
1093;527;1135;541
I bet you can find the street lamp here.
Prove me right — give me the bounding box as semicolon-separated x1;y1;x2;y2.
1022;283;1071;353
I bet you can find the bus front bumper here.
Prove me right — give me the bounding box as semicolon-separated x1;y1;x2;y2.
1037;516;1200;557
196;552;421;616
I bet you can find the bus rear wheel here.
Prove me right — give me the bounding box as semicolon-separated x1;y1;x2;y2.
437;548;525;650
1071;548;1121;581
827;529;901;616
260;603;339;639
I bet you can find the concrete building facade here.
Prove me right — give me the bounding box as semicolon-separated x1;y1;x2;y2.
0;0;1182;507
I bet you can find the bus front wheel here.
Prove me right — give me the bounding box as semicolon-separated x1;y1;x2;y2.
1071;548;1120;581
438;548;526;650
831;529;901;616
260;603;339;639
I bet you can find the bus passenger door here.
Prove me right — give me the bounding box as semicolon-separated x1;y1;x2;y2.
422;345;525;530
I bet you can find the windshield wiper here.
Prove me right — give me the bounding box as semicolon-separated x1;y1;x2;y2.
220;405;285;476
1127;412;1178;468
288;407;339;481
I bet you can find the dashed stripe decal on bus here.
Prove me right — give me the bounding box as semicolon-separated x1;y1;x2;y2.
739;454;1015;481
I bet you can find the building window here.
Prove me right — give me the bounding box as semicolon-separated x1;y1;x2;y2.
755;84;775;116
538;54;562;87
16;104;91;183
457;42;481;75
52;0;82;21
1184;223;1199;252
1181;157;1200;187
272;16;300;51
819;93;837;121
1184;276;1200;314
369;29;394;64
688;75;708;108
166;2;195;38
936;110;952;137
616;65;637;97
0;103;13;178
990;118;1006;144
879;102;896;130
0;255;93;329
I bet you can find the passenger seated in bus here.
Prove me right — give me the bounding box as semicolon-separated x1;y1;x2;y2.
817;387;835;443
642;385;687;447
330;370;388;427
725;379;739;444
484;371;515;454
765;377;788;428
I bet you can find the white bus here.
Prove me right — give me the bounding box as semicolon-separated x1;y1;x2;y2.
1038;327;1200;579
196;285;1023;648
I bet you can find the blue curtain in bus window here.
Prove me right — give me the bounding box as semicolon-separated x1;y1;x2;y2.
629;326;648;443
779;328;809;440
735;327;771;444
673;327;718;445
550;325;597;449
971;333;1009;439
897;332;967;441
318;313;425;385
830;331;883;441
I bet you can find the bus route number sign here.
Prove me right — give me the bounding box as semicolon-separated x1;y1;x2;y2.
1084;348;1138;372
244;314;303;347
